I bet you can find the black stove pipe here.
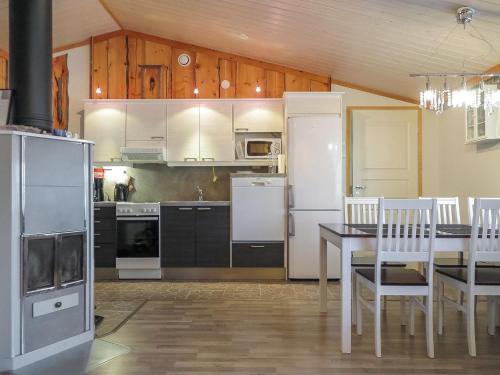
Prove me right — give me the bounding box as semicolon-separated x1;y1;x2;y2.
9;0;53;131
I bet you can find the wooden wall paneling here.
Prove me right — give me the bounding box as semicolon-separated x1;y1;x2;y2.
311;79;330;92
236;62;266;98
140;66;163;99
127;36;144;99
195;52;219;99
0;57;7;89
285;72;311;92
172;48;196;99
219;59;236;99
52;54;69;130
144;40;171;98
92;39;108;98
265;70;285;98
107;36;127;99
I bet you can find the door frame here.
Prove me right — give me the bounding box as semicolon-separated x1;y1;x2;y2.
346;106;422;197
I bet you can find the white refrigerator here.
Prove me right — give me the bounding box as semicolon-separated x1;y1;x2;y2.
288;116;343;279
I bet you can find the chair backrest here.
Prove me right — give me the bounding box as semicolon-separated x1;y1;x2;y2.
376;198;437;268
420;197;460;224
469;198;500;264
344;196;380;224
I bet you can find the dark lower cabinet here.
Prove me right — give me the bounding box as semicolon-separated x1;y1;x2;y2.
196;207;230;267
94;206;116;268
162;206;230;267
163;207;196;267
232;242;284;267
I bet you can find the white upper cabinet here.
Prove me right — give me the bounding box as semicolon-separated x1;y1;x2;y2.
199;102;234;161
167;102;200;162
84;102;126;162
126;102;167;144
233;100;283;133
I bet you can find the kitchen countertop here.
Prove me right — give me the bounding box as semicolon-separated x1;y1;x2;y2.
95;201;230;207
230;173;286;178
161;201;230;207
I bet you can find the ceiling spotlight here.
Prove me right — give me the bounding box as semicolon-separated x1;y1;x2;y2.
255;84;261;93
239;33;249;40
194;87;199;95
95;86;102;95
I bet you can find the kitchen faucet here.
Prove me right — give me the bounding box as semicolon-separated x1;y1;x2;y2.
196;185;204;201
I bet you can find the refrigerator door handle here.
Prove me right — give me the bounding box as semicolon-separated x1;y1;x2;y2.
288;185;294;208
288;212;295;237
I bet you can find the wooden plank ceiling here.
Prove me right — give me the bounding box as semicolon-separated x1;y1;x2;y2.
0;0;119;51
1;0;500;99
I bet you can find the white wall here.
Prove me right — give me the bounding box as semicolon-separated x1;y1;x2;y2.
437;107;500;221
331;84;440;197
54;45;90;135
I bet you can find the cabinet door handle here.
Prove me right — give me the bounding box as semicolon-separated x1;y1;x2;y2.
54;301;62;309
151;136;165;140
202;157;215;161
197;207;212;211
184;157;198;161
94;233;101;236
94;245;101;249
178;207;193;211
94;220;101;224
94;208;101;211
250;245;265;248
235;128;249;132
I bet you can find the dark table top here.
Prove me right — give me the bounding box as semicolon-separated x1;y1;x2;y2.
319;224;473;238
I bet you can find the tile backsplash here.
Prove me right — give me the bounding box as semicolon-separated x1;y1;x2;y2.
101;164;265;202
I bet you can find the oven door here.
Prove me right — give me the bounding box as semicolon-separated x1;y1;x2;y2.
116;217;160;258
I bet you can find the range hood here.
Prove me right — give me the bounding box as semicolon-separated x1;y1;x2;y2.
120;147;167;163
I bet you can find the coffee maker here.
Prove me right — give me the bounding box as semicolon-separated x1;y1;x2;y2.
93;167;105;202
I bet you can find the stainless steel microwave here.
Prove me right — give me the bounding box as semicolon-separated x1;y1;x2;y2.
244;138;282;159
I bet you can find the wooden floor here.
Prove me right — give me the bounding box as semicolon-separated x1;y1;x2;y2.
89;281;500;375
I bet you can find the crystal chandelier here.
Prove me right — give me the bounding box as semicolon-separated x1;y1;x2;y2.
412;73;500;114
410;6;500;114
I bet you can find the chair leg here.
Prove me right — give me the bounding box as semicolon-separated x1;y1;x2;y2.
409;297;415;336
438;280;444;335
459;291;465;310
352;272;357;326
375;293;382;358
356;277;362;335
425;292;435;358
466;292;477;357
488;297;496;336
400;296;406;326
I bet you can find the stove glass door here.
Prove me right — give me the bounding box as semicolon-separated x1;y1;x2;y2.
116;217;160;258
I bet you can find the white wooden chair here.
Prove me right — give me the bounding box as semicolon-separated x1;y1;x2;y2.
436;198;500;356
344;197;406;325
355;198;438;358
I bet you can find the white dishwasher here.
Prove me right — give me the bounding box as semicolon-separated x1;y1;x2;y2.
231;176;286;242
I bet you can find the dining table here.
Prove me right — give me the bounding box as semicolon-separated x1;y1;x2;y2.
318;223;472;354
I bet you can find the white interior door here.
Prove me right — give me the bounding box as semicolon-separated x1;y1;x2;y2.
199;102;234;161
352;109;418;198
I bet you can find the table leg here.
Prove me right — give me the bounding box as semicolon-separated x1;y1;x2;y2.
319;235;328;313
341;238;352;354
